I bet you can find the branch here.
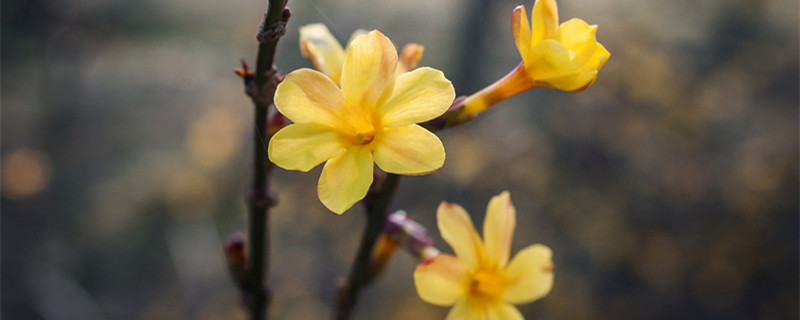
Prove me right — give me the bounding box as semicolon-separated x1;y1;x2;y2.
333;173;402;320
239;1;289;320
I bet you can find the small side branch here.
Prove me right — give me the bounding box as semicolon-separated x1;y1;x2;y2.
333;173;402;320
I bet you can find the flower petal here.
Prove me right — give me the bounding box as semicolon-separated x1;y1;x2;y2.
414;254;471;306
378;67;455;127
527;39;580;79
446;298;486;320
340;30;398;111
486;302;524;320
373;124;445;174
268;123;346;172
299;24;346;83
346;29;369;47
397;43;425;74
482;191;516;269
317;147;374;214
557;19;598;66
437;202;485;270
531;0;559;44
538;70;598;92
585;42;610;71
502;244;554;304
274;69;347;126
511;5;533;66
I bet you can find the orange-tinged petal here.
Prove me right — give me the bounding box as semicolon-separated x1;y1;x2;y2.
268;123;346;172
557;19;597;66
438;202;485;270
446;298;486;320
318;147;374;214
274;69;347;126
414;254;471;306
397;43;424;74
486;302;524;320
340;30;398;111
378;67;455;127
502;244;554;304
482;191;516;269
511;5;532;66
299;24;346;83
373;124;445;174
531;0;559;44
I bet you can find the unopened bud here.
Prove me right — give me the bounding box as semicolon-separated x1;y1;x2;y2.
225;233;249;289
267;109;288;137
385;211;439;260
368;232;400;281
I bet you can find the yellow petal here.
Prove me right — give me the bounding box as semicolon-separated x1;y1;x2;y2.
511;5;533;66
585;42;610;71
446;298;486;320
531;0;559;44
437;202;485;270
539;70;598;92
378;67;455;127
557;19;597;66
346;29;369;48
274;69;347;126
482;191;516;269
486;303;524;320
414;254;470;306
268;123;346;172
528;39;579;79
317;147;374;214
373;124;445;174
340;30;398;111
299;24;346;83
397;43;424;74
501;244;554;304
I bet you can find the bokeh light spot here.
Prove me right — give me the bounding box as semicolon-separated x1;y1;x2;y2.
186;107;244;171
163;170;217;218
1;148;51;199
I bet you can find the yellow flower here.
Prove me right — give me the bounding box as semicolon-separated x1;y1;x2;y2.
300;23;425;84
460;0;610;114
414;192;554;319
269;30;455;214
513;0;609;91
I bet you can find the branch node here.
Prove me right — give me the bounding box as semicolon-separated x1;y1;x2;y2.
250;188;278;208
257;10;290;43
245;66;281;108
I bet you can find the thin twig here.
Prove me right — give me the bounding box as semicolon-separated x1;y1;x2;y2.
243;1;289;320
333;173;402;320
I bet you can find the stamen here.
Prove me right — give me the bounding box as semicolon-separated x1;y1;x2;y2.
354;131;375;145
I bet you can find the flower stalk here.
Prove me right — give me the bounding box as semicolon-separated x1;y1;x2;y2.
421;62;536;131
459;61;535;115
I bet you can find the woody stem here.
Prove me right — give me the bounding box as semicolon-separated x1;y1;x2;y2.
333;173;402;320
245;1;288;320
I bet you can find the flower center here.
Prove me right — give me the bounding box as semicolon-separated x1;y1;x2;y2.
353;130;375;145
470;270;506;301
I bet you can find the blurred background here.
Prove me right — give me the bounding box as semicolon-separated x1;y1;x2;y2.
2;0;797;319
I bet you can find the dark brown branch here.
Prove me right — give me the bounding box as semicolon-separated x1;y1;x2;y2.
333;173;402;320
241;1;289;320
